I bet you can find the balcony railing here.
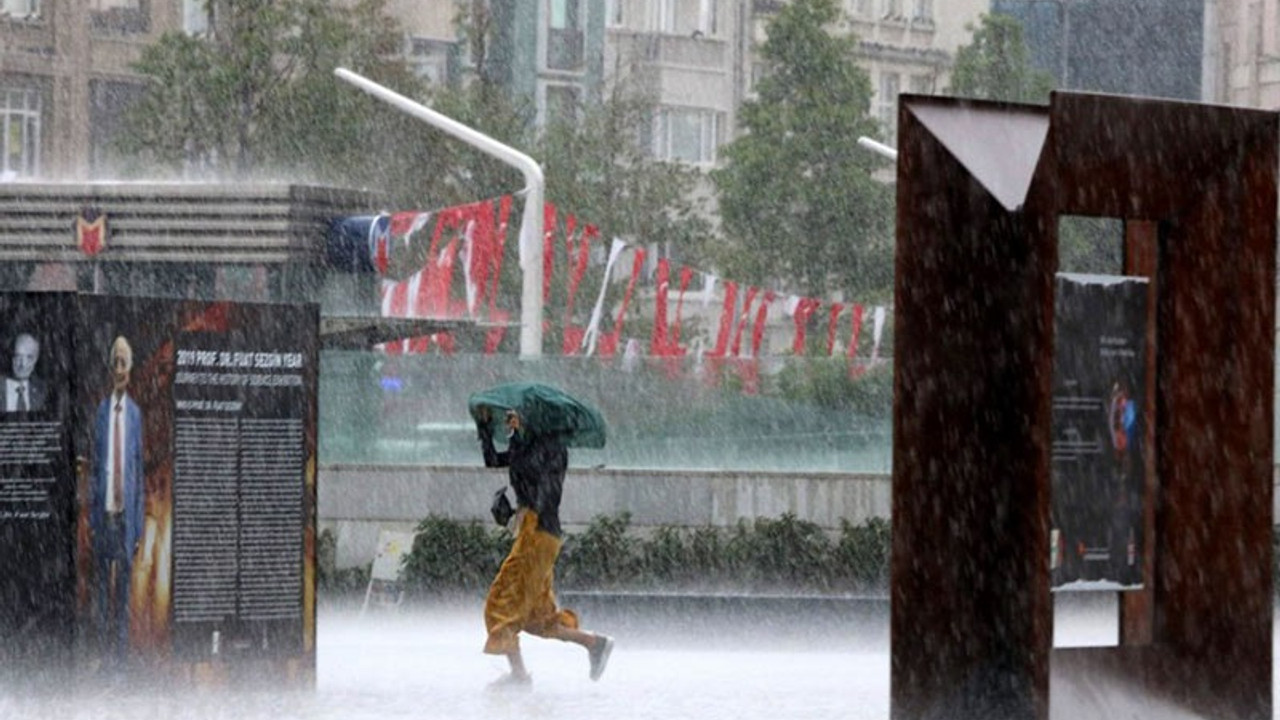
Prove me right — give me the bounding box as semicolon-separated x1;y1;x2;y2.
634;32;727;70
90;6;149;36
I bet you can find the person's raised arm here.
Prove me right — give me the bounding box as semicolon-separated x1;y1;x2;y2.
478;419;509;468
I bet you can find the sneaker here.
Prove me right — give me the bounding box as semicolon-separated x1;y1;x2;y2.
588;635;614;682
487;672;532;692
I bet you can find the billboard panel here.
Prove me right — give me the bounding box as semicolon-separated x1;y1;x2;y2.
0;293;76;679
0;293;320;687
1050;273;1149;591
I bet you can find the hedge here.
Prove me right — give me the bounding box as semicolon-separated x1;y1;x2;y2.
342;512;894;598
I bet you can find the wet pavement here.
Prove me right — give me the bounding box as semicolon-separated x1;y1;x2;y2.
0;593;1273;719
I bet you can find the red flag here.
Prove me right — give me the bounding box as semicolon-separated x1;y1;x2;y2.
484;308;510;355
826;303;845;356
488;196;513;318
710;281;738;358
751;291;776;358
649;259;672;356
562;223;594;355
669;266;695;352
738;291;777;395
791;298;821;355
730;286;760;358
599;247;646;358
847;303;866;378
542;203;557;304
76;208;108;257
467;200;496;314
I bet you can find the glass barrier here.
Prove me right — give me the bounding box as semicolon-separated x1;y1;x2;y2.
319;351;893;473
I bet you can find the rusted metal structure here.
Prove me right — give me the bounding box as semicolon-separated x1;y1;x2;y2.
891;92;1277;720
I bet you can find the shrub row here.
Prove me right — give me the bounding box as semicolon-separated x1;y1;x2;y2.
325;520;1280;600
384;512;891;598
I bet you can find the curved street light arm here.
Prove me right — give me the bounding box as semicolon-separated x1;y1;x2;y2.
334;67;544;357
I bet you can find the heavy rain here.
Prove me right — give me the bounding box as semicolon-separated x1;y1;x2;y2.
0;1;1276;719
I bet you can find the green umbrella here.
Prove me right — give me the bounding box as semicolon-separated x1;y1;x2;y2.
467;382;607;449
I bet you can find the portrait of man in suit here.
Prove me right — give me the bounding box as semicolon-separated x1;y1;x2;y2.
4;332;45;412
89;335;144;658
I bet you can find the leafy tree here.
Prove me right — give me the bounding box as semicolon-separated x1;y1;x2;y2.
711;0;893;299
114;0;468;209
413;0;533;207
537;75;712;256
948;13;1055;104
117;0;712;282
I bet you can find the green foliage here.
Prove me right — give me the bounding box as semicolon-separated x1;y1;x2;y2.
773;358;893;416
537;75;713;259
834;516;891;588
559;513;639;587
116;0;435;199
117;0;710;302
725;514;833;588
401;515;511;596
712;0;893;298
1058;216;1123;274
392;512;893;598
948;13;1056;104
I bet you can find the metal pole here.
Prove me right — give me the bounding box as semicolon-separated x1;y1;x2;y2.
858;136;899;162
333;67;544;358
1059;0;1070;88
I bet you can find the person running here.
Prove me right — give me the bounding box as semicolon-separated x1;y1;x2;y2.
477;407;614;688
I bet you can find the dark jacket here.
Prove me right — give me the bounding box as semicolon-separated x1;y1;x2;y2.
480;427;568;537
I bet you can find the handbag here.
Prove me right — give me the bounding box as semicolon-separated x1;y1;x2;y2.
490;486;514;527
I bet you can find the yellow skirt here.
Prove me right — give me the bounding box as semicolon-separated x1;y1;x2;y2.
483;510;579;654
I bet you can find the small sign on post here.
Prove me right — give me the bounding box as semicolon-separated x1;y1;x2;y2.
362;530;415;614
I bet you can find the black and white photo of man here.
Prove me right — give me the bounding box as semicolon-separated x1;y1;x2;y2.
4;332;44;412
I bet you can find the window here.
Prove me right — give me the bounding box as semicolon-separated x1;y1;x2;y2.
851;0;873;17
1;88;41;181
911;0;932;21
183;0;208;34
607;0;623;27
877;72;900;140
1;0;40;17
880;0;901;19
749;62;768;95
699;0;717;35
407;37;450;86
909;74;934;94
89;80;144;177
651;0;676;33
547;0;584;70
652;107;720;165
90;0;148;34
550;0;580;29
543;83;582;126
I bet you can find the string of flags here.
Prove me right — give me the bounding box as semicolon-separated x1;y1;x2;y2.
328;194;890;387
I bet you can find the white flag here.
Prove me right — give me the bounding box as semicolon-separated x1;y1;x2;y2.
582;238;628;356
701;274;718;307
869;306;887;363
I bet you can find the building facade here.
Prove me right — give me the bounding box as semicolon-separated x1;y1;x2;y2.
1203;0;1280;108
1;1;987;184
398;0;986;160
840;0;989;142
991;0;1205;101
0;1;218;182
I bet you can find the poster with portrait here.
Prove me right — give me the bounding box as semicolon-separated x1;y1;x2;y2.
71;295;318;686
0;292;76;680
1050;273;1149;591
